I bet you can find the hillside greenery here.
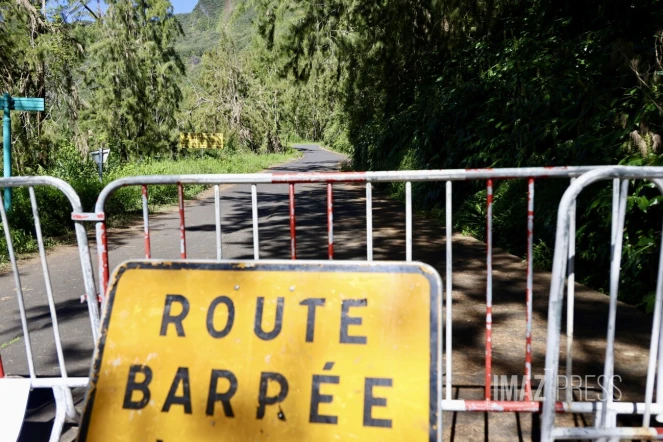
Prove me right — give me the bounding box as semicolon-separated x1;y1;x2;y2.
0;0;294;263
3;0;663;307
174;0;222;58
259;0;663;307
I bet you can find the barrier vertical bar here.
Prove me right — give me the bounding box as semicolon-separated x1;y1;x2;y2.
0;192;35;378
406;181;412;262
214;185;222;260
178;182;187;259
141;185;151;259
29;186;77;419
97;220;109;302
598;179;628;437
566;178;577;403
643;212;663;426
657;303;663;410
289;183;296;260
485;179;494;400
327;183;334;259
650;179;663;420
29;187;67;377
593;179;621;437
644;180;663;426
524;178;534;400
252;184;259;260
0;355;4;377
366;183;373;261
96;220;109;302
658;314;663;403
445;180;453;400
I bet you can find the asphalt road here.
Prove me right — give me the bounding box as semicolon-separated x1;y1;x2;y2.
0;143;659;440
0;144;348;378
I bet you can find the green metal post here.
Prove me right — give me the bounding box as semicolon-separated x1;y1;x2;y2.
2;93;10;211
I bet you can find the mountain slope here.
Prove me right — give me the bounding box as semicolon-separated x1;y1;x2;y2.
175;0;224;58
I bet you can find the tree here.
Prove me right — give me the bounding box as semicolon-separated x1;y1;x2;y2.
0;0;85;171
253;0;663;305
84;0;185;158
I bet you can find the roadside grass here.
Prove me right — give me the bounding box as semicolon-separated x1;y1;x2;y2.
0;148;299;264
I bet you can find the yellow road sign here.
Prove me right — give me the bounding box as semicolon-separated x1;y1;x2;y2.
179;132;223;149
78;260;442;441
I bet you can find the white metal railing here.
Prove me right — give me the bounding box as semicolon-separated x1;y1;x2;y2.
542;166;663;441
91;165;605;415
4;166;663;440
0;176;99;442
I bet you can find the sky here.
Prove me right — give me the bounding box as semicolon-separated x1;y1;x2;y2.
61;0;197;16
170;0;197;14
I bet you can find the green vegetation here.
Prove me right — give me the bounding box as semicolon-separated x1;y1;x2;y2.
4;0;663;307
1;0;187;164
244;0;663;308
175;0;332;153
83;0;185;158
0;0;296;263
175;0;222;58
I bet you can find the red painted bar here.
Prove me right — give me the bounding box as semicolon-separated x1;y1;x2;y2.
327;183;334;259
100;221;109;299
485;179;494;400
142;185;151;259
524;177;535;400
464;400;541;412
0;354;5;377
178;183;187;259
71;213;105;221
447;400;618;413
289;183;296;260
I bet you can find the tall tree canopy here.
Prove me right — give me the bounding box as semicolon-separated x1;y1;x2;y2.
251;0;663;305
1;0;185;164
3;0;663;305
84;0;185;158
0;0;85;171
256;0;663;169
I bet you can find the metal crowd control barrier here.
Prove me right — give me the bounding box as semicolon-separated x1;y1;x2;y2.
4;166;663;440
542;166;663;441
0;176;100;442
93;166;611;420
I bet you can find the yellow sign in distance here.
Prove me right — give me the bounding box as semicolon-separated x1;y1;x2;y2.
179;132;223;149
78;260;442;442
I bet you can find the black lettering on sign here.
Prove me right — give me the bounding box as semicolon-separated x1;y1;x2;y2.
160;294;189;337
254;297;284;341
340;299;367;344
122;364;153;410
299;298;325;342
257;372;289;419
309;371;339;424
363;378;392;428
207;296;235;338
206;369;238;417
162;367;192;414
